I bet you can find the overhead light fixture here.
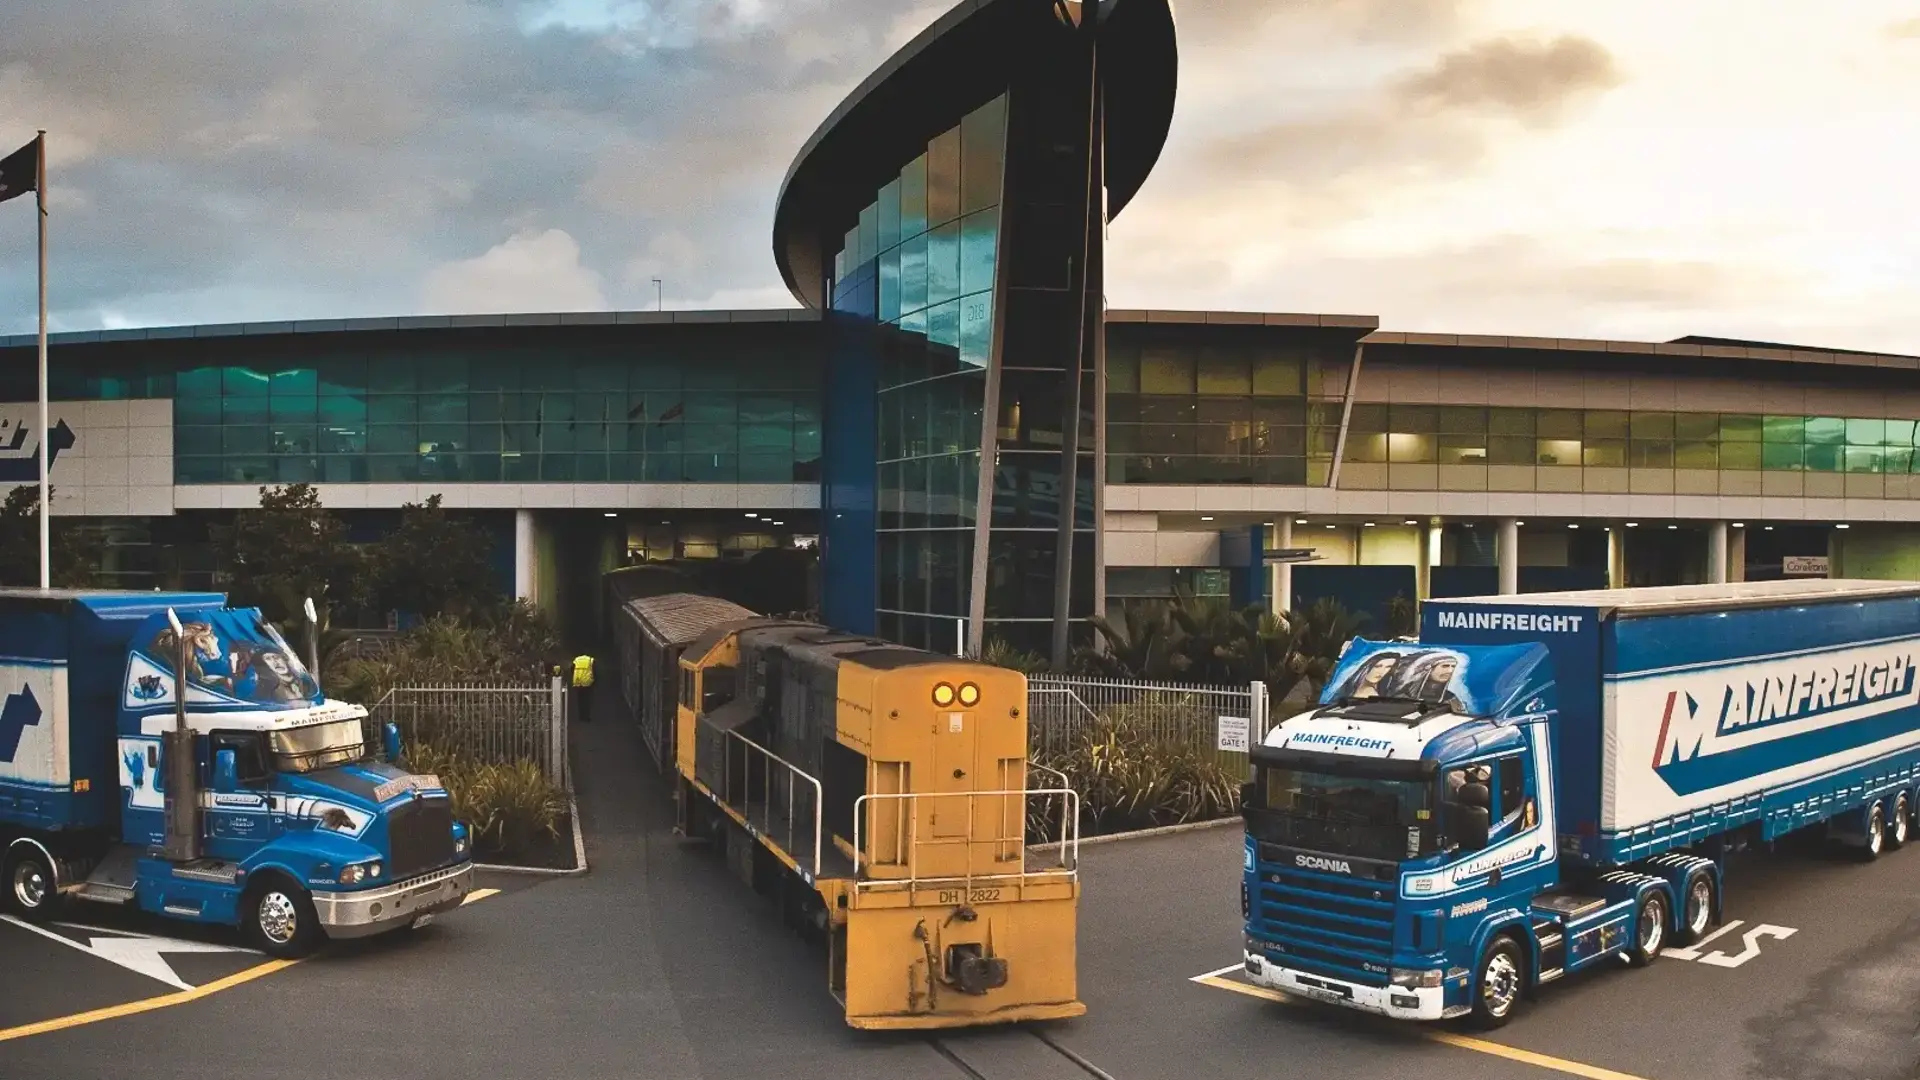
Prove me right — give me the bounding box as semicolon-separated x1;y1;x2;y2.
1764;525;1775;531
1835;523;1851;530
1363;522;1376;528
1668;525;1679;530
603;512;617;518
1516;521;1526;527
745;512;758;519
1404;519;1418;526
1200;515;1214;521
1295;518;1308;525
1325;524;1336;530
1262;521;1275;526
1567;523;1579;530
1626;522;1639;528
1731;522;1744;528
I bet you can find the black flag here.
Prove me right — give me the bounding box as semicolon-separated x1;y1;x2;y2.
0;137;38;205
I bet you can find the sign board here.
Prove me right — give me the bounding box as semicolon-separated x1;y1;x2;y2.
1783;555;1829;577
1216;715;1250;753
1263;548;1324;564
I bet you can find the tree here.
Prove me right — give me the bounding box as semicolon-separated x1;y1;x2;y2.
0;486;104;588
216;483;363;630
367;494;496;621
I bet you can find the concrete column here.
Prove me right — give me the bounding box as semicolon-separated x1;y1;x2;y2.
1273;518;1293;615
1423;520;1443;599
1497;518;1519;595
1708;520;1729;585
1608;526;1625;589
514;509;536;601
1730;526;1747;583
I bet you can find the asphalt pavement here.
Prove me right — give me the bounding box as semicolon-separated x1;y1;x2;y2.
7;690;1920;1079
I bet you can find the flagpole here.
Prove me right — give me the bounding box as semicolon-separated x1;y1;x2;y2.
35;129;47;590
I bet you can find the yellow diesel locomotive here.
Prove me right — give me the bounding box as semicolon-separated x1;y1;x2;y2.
610;579;1083;1030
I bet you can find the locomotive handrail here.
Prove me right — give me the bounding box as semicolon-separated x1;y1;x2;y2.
713;724;824;880
849;787;1080;894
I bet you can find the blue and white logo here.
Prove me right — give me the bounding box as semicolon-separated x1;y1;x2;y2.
0;416;75;484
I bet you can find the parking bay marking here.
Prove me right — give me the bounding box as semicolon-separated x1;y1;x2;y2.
1662;919;1796;967
0;885;503;1043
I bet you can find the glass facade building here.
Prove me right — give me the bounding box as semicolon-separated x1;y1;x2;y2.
2;325;822;488
829;96;1007;652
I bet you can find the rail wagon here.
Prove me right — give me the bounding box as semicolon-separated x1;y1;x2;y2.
610;581;1084;1030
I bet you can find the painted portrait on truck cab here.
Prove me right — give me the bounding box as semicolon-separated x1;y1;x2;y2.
132;610;322;708
1327;644;1468;712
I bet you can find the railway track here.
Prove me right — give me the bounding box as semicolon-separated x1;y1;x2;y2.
929;1028;1116;1080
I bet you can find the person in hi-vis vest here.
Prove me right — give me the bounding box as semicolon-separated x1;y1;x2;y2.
571;654;595;723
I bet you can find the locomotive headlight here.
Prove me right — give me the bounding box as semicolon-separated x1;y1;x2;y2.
957;682;980;707
932;682;957;707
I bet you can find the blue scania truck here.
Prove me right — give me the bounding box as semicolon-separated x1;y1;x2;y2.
1239;579;1920;1028
0;589;474;956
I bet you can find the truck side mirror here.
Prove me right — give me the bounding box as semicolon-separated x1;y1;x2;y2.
384;722;402;764
214;748;238;792
1239;781;1256;810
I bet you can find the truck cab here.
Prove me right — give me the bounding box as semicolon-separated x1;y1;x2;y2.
1239;638;1688;1029
1;591;474;956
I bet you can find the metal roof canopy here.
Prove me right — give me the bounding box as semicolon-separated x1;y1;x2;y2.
1432;579;1920;618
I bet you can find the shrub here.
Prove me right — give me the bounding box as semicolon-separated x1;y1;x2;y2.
325;601;558;704
399;740;565;861
1027;706;1241;841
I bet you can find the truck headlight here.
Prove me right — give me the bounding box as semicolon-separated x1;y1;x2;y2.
338;860;383;885
1390;968;1443;989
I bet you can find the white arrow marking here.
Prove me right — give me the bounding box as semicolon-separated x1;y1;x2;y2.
1662;917;1744;961
2;915;252;990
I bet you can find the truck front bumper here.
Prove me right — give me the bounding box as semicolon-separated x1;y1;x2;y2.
1243;951;1447;1021
311;862;475;939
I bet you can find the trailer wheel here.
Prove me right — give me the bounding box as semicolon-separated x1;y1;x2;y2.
1674;871;1716;946
1860;802;1887;861
3;845;59;922
242;875;322;959
1626;891;1668;967
1468;935;1526;1030
1889;793;1911;851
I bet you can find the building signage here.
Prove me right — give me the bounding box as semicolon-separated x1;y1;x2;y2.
1783;556;1829;577
0;398;174;516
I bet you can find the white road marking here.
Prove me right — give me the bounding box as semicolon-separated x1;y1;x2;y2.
1694;923;1797;968
2;915;252;990
1663;918;1745;961
1191;961;1245;982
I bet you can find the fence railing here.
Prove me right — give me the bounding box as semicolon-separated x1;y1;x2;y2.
1026;675;1271;778
367;678;569;791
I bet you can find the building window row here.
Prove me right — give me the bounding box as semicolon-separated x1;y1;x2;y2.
1344;406;1920;473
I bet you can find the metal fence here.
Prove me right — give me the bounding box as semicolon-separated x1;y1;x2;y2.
1026;675;1271;777
367;678;569;790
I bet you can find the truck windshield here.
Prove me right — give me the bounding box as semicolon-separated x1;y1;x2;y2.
1253;766;1438;863
271;719;367;773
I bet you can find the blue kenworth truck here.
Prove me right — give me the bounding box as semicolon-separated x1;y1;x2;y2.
0;589;474;956
1240;579;1920;1028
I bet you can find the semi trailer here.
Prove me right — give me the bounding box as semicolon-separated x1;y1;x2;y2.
1239;579;1920;1027
0;589;474;956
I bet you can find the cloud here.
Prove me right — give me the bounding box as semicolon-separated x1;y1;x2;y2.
420;228;607;314
1887;16;1920;38
1393;35;1623;125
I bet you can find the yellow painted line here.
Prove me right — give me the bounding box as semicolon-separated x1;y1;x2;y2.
0;883;502;1044
0;958;297;1043
1191;975;1654;1080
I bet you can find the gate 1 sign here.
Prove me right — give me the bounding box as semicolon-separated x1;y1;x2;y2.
1216;715;1250;753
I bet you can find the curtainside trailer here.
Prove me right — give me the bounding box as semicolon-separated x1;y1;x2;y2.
1239;579;1920;1027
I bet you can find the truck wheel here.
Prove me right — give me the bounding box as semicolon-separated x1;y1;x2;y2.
242;877;322;959
1626;891;1669;967
1860;802;1887;861
3;847;59;922
1889;793;1910;851
1674;870;1716;946
1468;935;1526;1030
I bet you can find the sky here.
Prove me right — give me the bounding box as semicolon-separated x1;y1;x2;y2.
1;0;1917;353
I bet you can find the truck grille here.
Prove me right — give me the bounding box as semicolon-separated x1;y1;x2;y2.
386;796;456;880
1252;844;1396;987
